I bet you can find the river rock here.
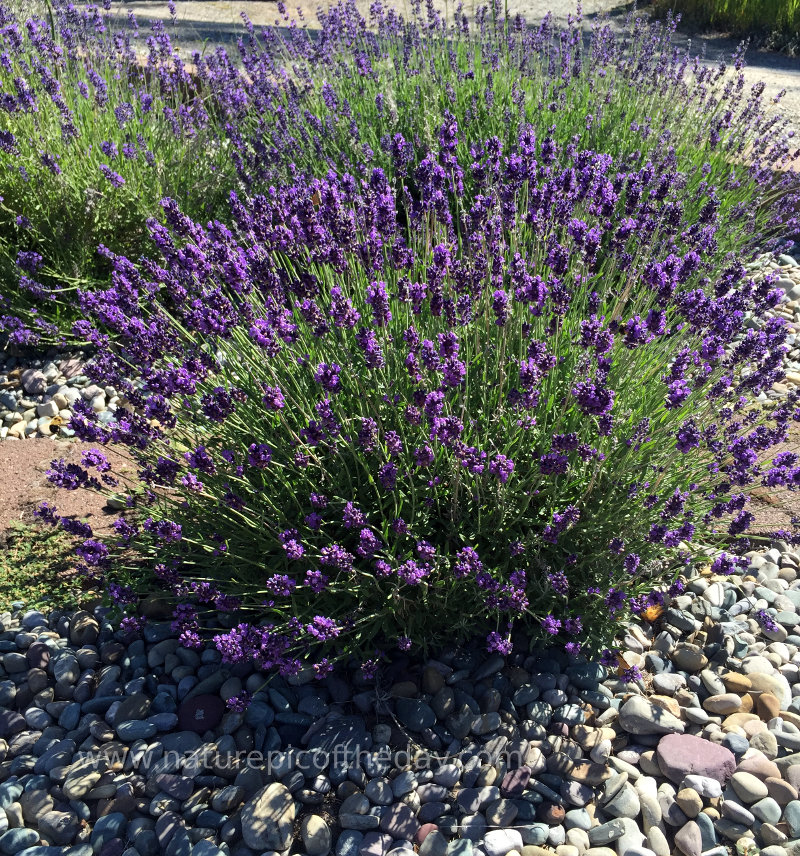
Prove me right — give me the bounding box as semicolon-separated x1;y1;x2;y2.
240;783;296;851
619;697;684;735
656;734;735;783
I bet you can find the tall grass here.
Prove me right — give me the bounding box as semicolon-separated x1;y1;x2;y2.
653;0;800;48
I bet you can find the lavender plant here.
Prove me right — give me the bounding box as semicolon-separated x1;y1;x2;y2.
228;0;800;231
46;110;800;674
0;0;242;345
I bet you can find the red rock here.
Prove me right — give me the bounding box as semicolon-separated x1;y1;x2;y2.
656;734;736;784
415;823;438;845
737;754;782;781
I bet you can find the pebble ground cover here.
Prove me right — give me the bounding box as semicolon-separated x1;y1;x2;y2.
1;2;800;856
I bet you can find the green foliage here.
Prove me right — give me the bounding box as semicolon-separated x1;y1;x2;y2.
0;521;82;609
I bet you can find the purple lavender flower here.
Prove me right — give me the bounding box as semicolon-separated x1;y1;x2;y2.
265;574;296;596
492;290;510;325
572;379;615;416
623;554;641;575
547;569;569;596
755;609;780;633
377;461;397;490
76;539;109;567
319;545;354;571
600;649;619;668
201;387;239;422
305;569;329;592
226;691;252;712
99;164;125;187
416;540;436;561
357;528;381;557
489;454;514;484
620;665;643;684
343;502;366;529
486;631;513;655
397;559;429;585
314;363;342;393
665;379;692;410
366;281;392;327
247;443;273;468
119;616;146;637
262;386;286;410
604;588;627;615
676;419;701;453
306;616;341;641
541;615;562;635
143;518;182;543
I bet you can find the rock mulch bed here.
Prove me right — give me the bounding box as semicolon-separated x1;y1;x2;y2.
0;351;116;441
2;544;800;856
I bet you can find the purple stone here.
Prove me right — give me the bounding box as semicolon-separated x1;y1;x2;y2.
359;832;393;856
177;694;225;734
656;734;736;784
99;839;126;856
379;803;420;839
501;766;531;798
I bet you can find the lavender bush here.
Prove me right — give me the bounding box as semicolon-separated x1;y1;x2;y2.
227;0;800;226
7;0;800;674
0;0;242;345
45;108;800;674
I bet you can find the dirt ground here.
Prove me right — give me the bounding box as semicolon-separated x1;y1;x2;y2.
0;426;795;543
0;439;131;536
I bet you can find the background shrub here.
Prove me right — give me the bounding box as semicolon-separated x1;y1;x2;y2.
227;0;799;225
0;0;242;344
651;0;800;51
